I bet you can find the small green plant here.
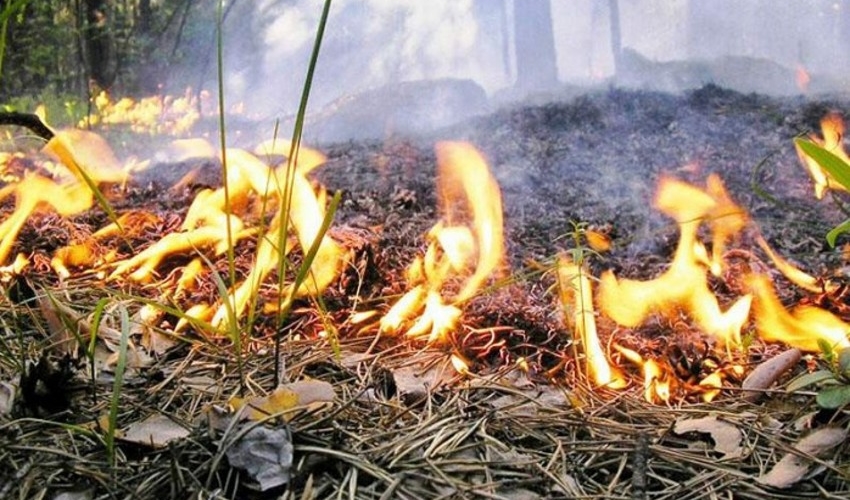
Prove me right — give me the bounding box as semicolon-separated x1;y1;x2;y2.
794;138;850;246
787;339;850;409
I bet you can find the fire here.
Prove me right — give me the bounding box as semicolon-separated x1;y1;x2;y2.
796;112;850;199
105;139;344;330
80;89;205;136
796;65;811;94
598;175;752;348
746;273;850;352
379;141;504;344
0;129;130;265
557;257;625;388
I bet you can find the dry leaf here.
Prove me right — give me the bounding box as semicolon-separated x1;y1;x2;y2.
741;348;801;402
673;415;744;459
392;362;455;401
0;381;16;416
226;424;293;491
757;427;847;488
230;380;334;422
120;414;191;449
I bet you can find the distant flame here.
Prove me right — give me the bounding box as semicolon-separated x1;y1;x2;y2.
796;65;811;94
380;141;504;344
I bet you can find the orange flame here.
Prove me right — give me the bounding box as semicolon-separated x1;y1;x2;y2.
380;142;504;344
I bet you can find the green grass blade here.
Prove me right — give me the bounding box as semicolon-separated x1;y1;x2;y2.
826;218;850;247
106;304;130;470
795;138;850;190
216;0;236;289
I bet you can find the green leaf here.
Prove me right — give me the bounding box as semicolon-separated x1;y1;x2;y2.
816;384;850;409
826;218;850;248
786;370;836;392
795;138;850;191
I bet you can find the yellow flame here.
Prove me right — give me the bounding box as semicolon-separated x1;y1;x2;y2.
558;257;625;388
746;273;850;352
598;176;751;347
380;142;504;344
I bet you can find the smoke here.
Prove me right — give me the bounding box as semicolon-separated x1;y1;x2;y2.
225;0;505;121
213;0;850;129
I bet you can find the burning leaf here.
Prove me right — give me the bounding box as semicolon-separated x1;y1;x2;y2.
229;380;335;422
119;414;191;449
795;113;850;200
756;427;847;488
673;415;744;459
225;424;293;491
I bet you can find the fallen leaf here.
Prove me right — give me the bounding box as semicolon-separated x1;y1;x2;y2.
226;424;293;491
742;348;802;402
673;415;744;459
230;380;334;422
119;414;191;448
392;361;455;402
757;427;847;488
0;380;16;416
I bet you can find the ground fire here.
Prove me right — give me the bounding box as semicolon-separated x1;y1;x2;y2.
1;110;848;407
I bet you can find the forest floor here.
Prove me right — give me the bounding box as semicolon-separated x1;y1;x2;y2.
1;84;850;499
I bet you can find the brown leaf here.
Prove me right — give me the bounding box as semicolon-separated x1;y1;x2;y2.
673;415;744;459
757;427;848;488
230;380;335;422
741;348;802;402
119;414;191;449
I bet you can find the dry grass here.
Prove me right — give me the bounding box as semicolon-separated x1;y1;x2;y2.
0;274;848;500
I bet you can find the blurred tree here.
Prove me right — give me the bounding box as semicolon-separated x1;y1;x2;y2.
513;0;558;91
82;0;116;92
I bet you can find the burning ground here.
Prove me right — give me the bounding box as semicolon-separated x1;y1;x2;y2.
1;84;850;498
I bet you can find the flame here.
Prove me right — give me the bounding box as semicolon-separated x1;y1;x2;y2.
796;112;850;199
380;142;504;344
598;176;751;347
557;257;625;388
796;65;811;93
755;235;837;293
81;89;201;135
102;140;344;331
615;345;670;403
746;273;850;352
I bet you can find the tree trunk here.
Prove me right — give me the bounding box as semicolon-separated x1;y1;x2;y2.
83;0;115;91
513;0;558;91
608;0;622;80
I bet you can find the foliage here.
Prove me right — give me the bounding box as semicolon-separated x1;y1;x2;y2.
0;0;263;103
794;138;850;246
787;339;850;409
